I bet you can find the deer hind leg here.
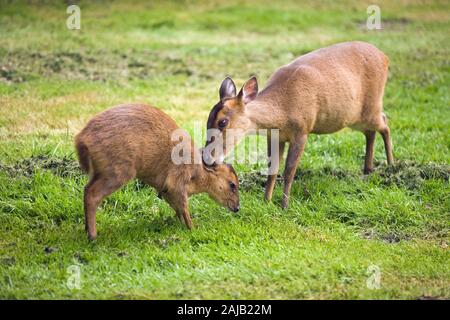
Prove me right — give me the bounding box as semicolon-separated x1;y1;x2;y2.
264;139;286;202
363;130;376;174
362;111;394;170
84;173;132;241
281;134;307;209
379;113;394;165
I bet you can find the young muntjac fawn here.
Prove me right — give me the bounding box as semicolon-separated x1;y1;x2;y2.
205;41;393;209
75;104;240;241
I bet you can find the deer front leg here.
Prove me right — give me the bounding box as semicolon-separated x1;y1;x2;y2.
165;191;192;229
178;207;193;230
265;138;286;202
281;134;307;209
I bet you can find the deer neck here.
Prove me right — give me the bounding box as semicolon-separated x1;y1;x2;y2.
186;149;213;195
245;94;279;130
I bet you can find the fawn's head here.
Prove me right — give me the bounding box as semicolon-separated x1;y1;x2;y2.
203;162;240;213
204;76;258;165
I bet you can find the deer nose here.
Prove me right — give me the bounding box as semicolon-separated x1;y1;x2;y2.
233;204;240;213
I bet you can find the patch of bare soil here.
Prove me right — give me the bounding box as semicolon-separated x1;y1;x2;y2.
0;155;81;178
0;49;199;83
239;160;449;191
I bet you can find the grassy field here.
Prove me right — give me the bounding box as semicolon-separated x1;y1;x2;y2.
0;0;449;299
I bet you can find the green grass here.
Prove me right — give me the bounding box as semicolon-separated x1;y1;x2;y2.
0;0;449;299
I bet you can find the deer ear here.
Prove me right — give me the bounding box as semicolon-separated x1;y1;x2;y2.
219;77;237;100
237;76;258;105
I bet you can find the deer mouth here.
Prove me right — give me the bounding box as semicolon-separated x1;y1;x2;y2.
227;200;240;213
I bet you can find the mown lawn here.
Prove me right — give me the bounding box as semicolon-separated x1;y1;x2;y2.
0;0;449;299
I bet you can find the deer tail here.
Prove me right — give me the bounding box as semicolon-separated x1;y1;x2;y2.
75;137;91;174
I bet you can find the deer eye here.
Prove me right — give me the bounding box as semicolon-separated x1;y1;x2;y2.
218;119;228;129
229;182;236;192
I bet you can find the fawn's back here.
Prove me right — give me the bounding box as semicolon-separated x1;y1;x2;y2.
75;104;179;188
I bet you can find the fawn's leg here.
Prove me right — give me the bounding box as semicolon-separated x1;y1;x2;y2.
364;131;376;174
281;134;307;209
179;203;192;230
84;175;128;241
166;192;192;229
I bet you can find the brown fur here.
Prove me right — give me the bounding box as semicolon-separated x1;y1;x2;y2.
206;41;393;208
75;104;240;241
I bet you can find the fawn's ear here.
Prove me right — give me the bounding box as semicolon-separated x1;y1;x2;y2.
237;76;258;105
219;77;237;100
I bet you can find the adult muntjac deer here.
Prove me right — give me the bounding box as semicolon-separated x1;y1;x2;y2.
204;41;393;209
75;104;240;241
